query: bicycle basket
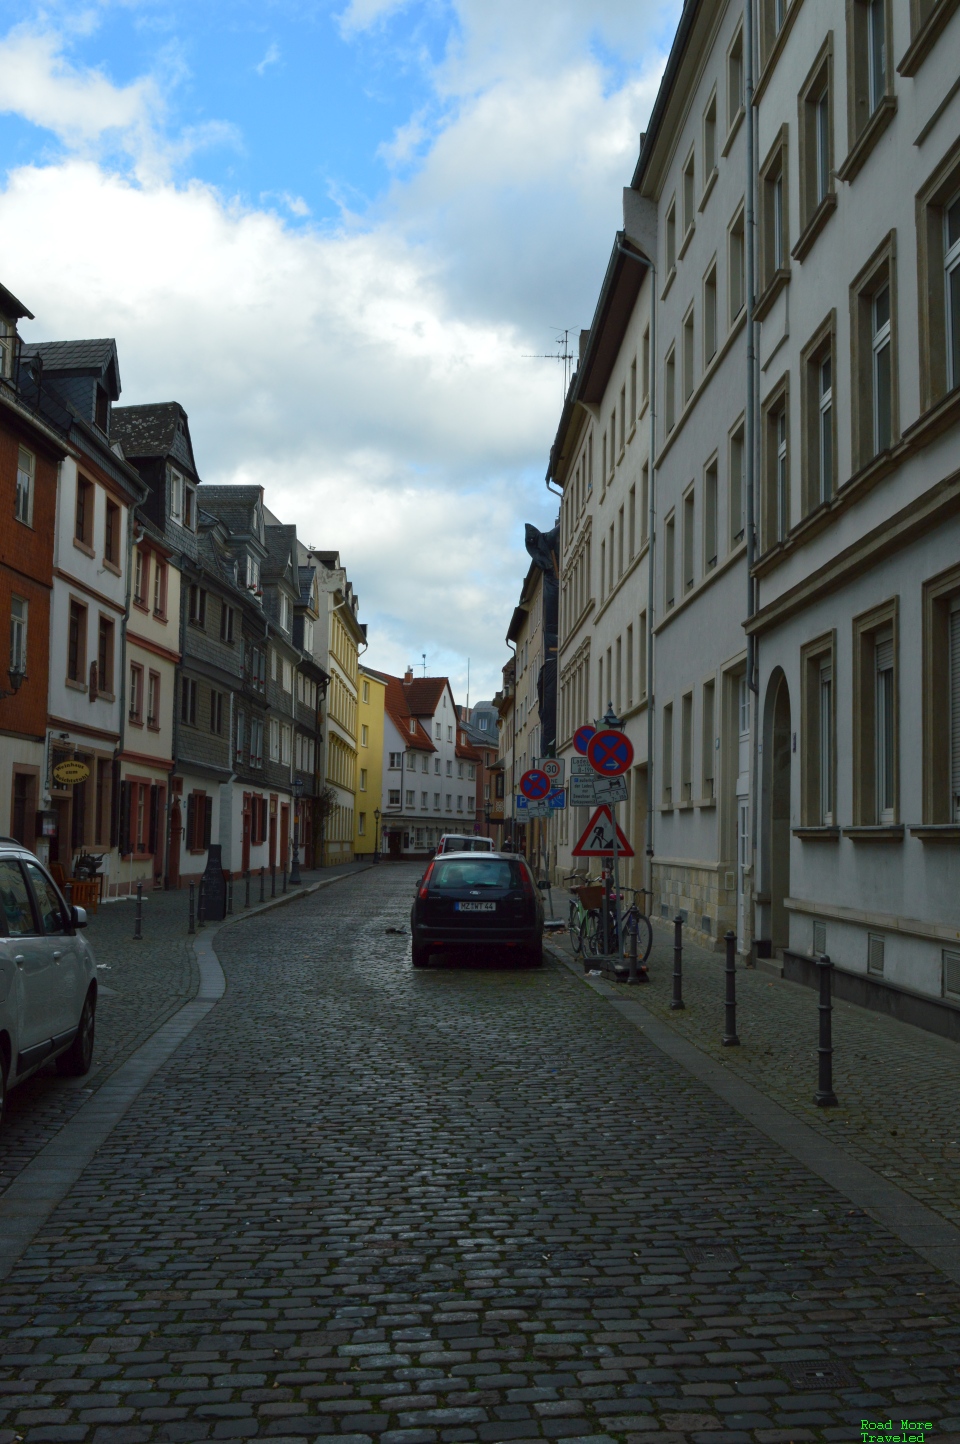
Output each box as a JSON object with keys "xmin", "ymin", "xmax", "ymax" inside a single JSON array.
[{"xmin": 575, "ymin": 884, "xmax": 604, "ymax": 910}]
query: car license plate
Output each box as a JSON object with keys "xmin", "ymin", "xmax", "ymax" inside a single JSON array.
[{"xmin": 456, "ymin": 901, "xmax": 496, "ymax": 912}]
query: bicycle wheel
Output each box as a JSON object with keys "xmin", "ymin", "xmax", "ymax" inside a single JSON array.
[
  {"xmin": 633, "ymin": 912, "xmax": 653, "ymax": 963},
  {"xmin": 582, "ymin": 910, "xmax": 603, "ymax": 957},
  {"xmin": 568, "ymin": 903, "xmax": 585, "ymax": 955}
]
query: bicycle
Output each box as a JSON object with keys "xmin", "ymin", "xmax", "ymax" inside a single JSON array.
[
  {"xmin": 580, "ymin": 883, "xmax": 654, "ymax": 968},
  {"xmin": 565, "ymin": 871, "xmax": 604, "ymax": 957}
]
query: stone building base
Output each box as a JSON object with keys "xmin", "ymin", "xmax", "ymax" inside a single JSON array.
[{"xmin": 651, "ymin": 859, "xmax": 738, "ymax": 952}]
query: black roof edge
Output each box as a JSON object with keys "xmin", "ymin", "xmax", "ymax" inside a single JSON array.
[
  {"xmin": 545, "ymin": 230, "xmax": 649, "ymax": 485},
  {"xmin": 630, "ymin": 0, "xmax": 701, "ymax": 192},
  {"xmin": 0, "ymin": 282, "xmax": 34, "ymax": 321}
]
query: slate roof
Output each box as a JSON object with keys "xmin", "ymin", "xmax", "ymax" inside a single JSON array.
[
  {"xmin": 297, "ymin": 565, "xmax": 316, "ymax": 606},
  {"xmin": 21, "ymin": 337, "xmax": 119, "ymax": 381},
  {"xmin": 110, "ymin": 403, "xmax": 182, "ymax": 458},
  {"xmin": 200, "ymin": 485, "xmax": 263, "ymax": 536}
]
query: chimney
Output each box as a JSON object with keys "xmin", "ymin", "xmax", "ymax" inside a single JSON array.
[{"xmin": 404, "ymin": 666, "xmax": 414, "ymax": 683}]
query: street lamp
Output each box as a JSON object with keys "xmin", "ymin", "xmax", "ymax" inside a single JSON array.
[
  {"xmin": 290, "ymin": 774, "xmax": 303, "ymax": 885},
  {"xmin": 373, "ymin": 807, "xmax": 381, "ymax": 864},
  {"xmin": 0, "ymin": 662, "xmax": 26, "ymax": 702}
]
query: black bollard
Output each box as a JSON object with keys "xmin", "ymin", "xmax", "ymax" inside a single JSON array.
[
  {"xmin": 271, "ymin": 865, "xmax": 276, "ymax": 898},
  {"xmin": 282, "ymin": 867, "xmax": 287, "ymax": 894},
  {"xmin": 188, "ymin": 882, "xmax": 195, "ymax": 935},
  {"xmin": 722, "ymin": 929, "xmax": 740, "ymax": 1045},
  {"xmin": 259, "ymin": 866, "xmax": 264, "ymax": 903},
  {"xmin": 133, "ymin": 881, "xmax": 143, "ymax": 941},
  {"xmin": 197, "ymin": 877, "xmax": 205, "ymax": 927},
  {"xmin": 815, "ymin": 955, "xmax": 838, "ymax": 1106},
  {"xmin": 227, "ymin": 876, "xmax": 234, "ymax": 914},
  {"xmin": 244, "ymin": 870, "xmax": 250, "ymax": 908},
  {"xmin": 671, "ymin": 913, "xmax": 685, "ymax": 1010}
]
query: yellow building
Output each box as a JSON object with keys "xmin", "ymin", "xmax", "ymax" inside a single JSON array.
[{"xmin": 354, "ymin": 665, "xmax": 386, "ymax": 858}]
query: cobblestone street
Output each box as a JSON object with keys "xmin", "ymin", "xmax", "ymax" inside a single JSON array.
[{"xmin": 3, "ymin": 864, "xmax": 960, "ymax": 1444}]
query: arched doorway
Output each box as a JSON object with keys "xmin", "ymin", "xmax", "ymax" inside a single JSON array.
[{"xmin": 762, "ymin": 669, "xmax": 792, "ymax": 954}]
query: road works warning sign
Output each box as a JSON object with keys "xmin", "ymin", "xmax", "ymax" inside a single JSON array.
[{"xmin": 571, "ymin": 804, "xmax": 634, "ymax": 857}]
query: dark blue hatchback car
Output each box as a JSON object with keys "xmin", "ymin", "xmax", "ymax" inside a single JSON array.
[{"xmin": 410, "ymin": 851, "xmax": 544, "ymax": 969}]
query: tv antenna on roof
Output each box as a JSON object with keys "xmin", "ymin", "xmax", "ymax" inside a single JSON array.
[
  {"xmin": 422, "ymin": 652, "xmax": 427, "ymax": 677},
  {"xmin": 523, "ymin": 328, "xmax": 576, "ymax": 401}
]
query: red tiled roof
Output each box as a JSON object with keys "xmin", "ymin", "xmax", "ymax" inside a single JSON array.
[
  {"xmin": 403, "ymin": 678, "xmax": 447, "ymax": 714},
  {"xmin": 382, "ymin": 673, "xmax": 435, "ymax": 752}
]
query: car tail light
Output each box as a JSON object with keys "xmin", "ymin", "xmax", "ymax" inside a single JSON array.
[
  {"xmin": 418, "ymin": 861, "xmax": 436, "ymax": 899},
  {"xmin": 519, "ymin": 866, "xmax": 534, "ymax": 900}
]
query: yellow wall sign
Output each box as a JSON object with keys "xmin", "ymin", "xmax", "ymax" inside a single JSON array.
[{"xmin": 53, "ymin": 760, "xmax": 90, "ymax": 786}]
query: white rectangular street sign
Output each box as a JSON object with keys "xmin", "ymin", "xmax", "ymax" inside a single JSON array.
[
  {"xmin": 570, "ymin": 756, "xmax": 593, "ymax": 776},
  {"xmin": 570, "ymin": 775, "xmax": 628, "ymax": 807},
  {"xmin": 533, "ymin": 757, "xmax": 566, "ymax": 784},
  {"xmin": 516, "ymin": 800, "xmax": 552, "ymax": 817}
]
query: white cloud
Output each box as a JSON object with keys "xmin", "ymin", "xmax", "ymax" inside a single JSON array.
[
  {"xmin": 0, "ymin": 1, "xmax": 679, "ymax": 696},
  {"xmin": 255, "ymin": 42, "xmax": 281, "ymax": 76}
]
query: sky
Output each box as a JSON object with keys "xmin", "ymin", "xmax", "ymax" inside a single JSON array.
[{"xmin": 0, "ymin": 0, "xmax": 680, "ymax": 703}]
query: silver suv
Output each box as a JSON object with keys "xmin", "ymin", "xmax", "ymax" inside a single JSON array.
[{"xmin": 0, "ymin": 839, "xmax": 98, "ymax": 1132}]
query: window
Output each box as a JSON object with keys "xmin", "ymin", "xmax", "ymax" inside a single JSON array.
[
  {"xmin": 280, "ymin": 592, "xmax": 291, "ymax": 629},
  {"xmin": 680, "ymin": 692, "xmax": 693, "ymax": 803},
  {"xmin": 389, "ymin": 751, "xmax": 402, "ymax": 770},
  {"xmin": 701, "ymin": 679, "xmax": 716, "ymax": 800},
  {"xmin": 98, "ymin": 616, "xmax": 114, "ymax": 695},
  {"xmin": 662, "ymin": 703, "xmax": 674, "ymax": 805},
  {"xmin": 447, "ymin": 725, "xmax": 453, "ymax": 742},
  {"xmin": 457, "ymin": 760, "xmax": 464, "ymax": 779},
  {"xmin": 421, "ymin": 755, "xmax": 429, "ymax": 773},
  {"xmin": 761, "ymin": 0, "xmax": 790, "ymax": 61},
  {"xmin": 75, "ymin": 476, "xmax": 94, "ymax": 547},
  {"xmin": 844, "ymin": 0, "xmax": 894, "ymax": 177},
  {"xmin": 664, "ymin": 512, "xmax": 676, "ymax": 609},
  {"xmin": 682, "ymin": 148, "xmax": 695, "ymax": 240},
  {"xmin": 220, "ymin": 604, "xmax": 235, "ymax": 643},
  {"xmin": 147, "ymin": 671, "xmax": 160, "ymax": 728},
  {"xmin": 388, "ymin": 789, "xmax": 400, "ymax": 807},
  {"xmin": 280, "ymin": 724, "xmax": 292, "ymax": 766},
  {"xmin": 269, "ymin": 716, "xmax": 280, "ymax": 761},
  {"xmin": 181, "ymin": 676, "xmax": 198, "ymax": 727},
  {"xmin": 250, "ymin": 717, "xmax": 264, "ymax": 768},
  {"xmin": 641, "ymin": 463, "xmax": 649, "ymax": 543},
  {"xmin": 188, "ymin": 584, "xmax": 206, "ymax": 628},
  {"xmin": 403, "ymin": 789, "xmax": 414, "ymax": 808},
  {"xmin": 129, "ymin": 662, "xmax": 144, "ymax": 723},
  {"xmin": 802, "ymin": 635, "xmax": 835, "ymax": 825},
  {"xmin": 0, "ymin": 319, "xmax": 12, "ymax": 380},
  {"xmin": 682, "ymin": 306, "xmax": 695, "ymax": 404},
  {"xmin": 446, "ymin": 760, "xmax": 452, "ymax": 777},
  {"xmin": 153, "ymin": 559, "xmax": 167, "ymax": 618},
  {"xmin": 921, "ymin": 569, "xmax": 960, "ymax": 822},
  {"xmin": 948, "ymin": 190, "xmax": 960, "ymax": 393},
  {"xmin": 168, "ymin": 467, "xmax": 183, "ymax": 522},
  {"xmin": 361, "ymin": 724, "xmax": 369, "ymax": 746},
  {"xmin": 704, "ymin": 459, "xmax": 718, "ymax": 570},
  {"xmin": 446, "ymin": 794, "xmax": 452, "ymax": 811},
  {"xmin": 851, "ymin": 238, "xmax": 897, "ymax": 468},
  {"xmin": 762, "ymin": 383, "xmax": 790, "ymax": 549},
  {"xmin": 628, "ymin": 485, "xmax": 636, "ymax": 562},
  {"xmin": 434, "ymin": 757, "xmax": 440, "ymax": 774},
  {"xmin": 642, "ymin": 327, "xmax": 650, "ymax": 406},
  {"xmin": 639, "ymin": 611, "xmax": 648, "ymax": 699},
  {"xmin": 727, "ymin": 24, "xmax": 744, "ymax": 135},
  {"xmin": 104, "ymin": 500, "xmax": 120, "ymax": 566},
  {"xmin": 184, "ymin": 485, "xmax": 196, "ymax": 531},
  {"xmin": 434, "ymin": 722, "xmax": 441, "ymax": 740},
  {"xmin": 95, "ymin": 385, "xmax": 108, "ymax": 432},
  {"xmin": 210, "ymin": 689, "xmax": 223, "ymax": 735},
  {"xmin": 853, "ymin": 602, "xmax": 898, "ymax": 826},
  {"xmin": 234, "ymin": 710, "xmax": 245, "ymax": 764},
  {"xmin": 626, "ymin": 624, "xmax": 634, "ymax": 709},
  {"xmin": 10, "ymin": 596, "xmax": 27, "ymax": 677},
  {"xmin": 362, "ymin": 679, "xmax": 370, "ymax": 703},
  {"xmin": 682, "ymin": 489, "xmax": 695, "ymax": 593},
  {"xmin": 15, "ymin": 447, "xmax": 34, "ymax": 525},
  {"xmin": 703, "ymin": 262, "xmax": 717, "ymax": 365},
  {"xmin": 665, "ymin": 197, "xmax": 677, "ymax": 275},
  {"xmin": 728, "ymin": 204, "xmax": 745, "ymax": 322},
  {"xmin": 665, "ymin": 346, "xmax": 676, "ymax": 433},
  {"xmin": 760, "ymin": 131, "xmax": 789, "ymax": 296},
  {"xmin": 731, "ymin": 426, "xmax": 745, "ymax": 545},
  {"xmin": 703, "ymin": 90, "xmax": 717, "ymax": 183},
  {"xmin": 67, "ymin": 600, "xmax": 86, "ymax": 683},
  {"xmin": 629, "ymin": 356, "xmax": 637, "ymax": 425},
  {"xmin": 797, "ymin": 41, "xmax": 835, "ymax": 251},
  {"xmin": 801, "ymin": 317, "xmax": 836, "ymax": 514},
  {"xmin": 134, "ymin": 550, "xmax": 145, "ymax": 605},
  {"xmin": 619, "ymin": 384, "xmax": 626, "ymax": 455}
]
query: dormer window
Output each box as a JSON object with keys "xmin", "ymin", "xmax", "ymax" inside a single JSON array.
[
  {"xmin": 302, "ymin": 617, "xmax": 314, "ymax": 652},
  {"xmin": 183, "ymin": 485, "xmax": 196, "ymax": 531},
  {"xmin": 168, "ymin": 467, "xmax": 183, "ymax": 523},
  {"xmin": 279, "ymin": 592, "xmax": 291, "ymax": 629},
  {"xmin": 95, "ymin": 384, "xmax": 108, "ymax": 431},
  {"xmin": 0, "ymin": 318, "xmax": 13, "ymax": 379},
  {"xmin": 246, "ymin": 555, "xmax": 260, "ymax": 592}
]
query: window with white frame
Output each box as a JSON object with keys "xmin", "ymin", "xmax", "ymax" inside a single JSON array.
[
  {"xmin": 280, "ymin": 723, "xmax": 292, "ymax": 765},
  {"xmin": 10, "ymin": 596, "xmax": 27, "ymax": 676},
  {"xmin": 269, "ymin": 718, "xmax": 280, "ymax": 760},
  {"xmin": 168, "ymin": 467, "xmax": 183, "ymax": 522},
  {"xmin": 405, "ymin": 790, "xmax": 415, "ymax": 807},
  {"xmin": 873, "ymin": 284, "xmax": 892, "ymax": 454},
  {"xmin": 421, "ymin": 790, "xmax": 428, "ymax": 808},
  {"xmin": 434, "ymin": 757, "xmax": 440, "ymax": 774},
  {"xmin": 389, "ymin": 751, "xmax": 402, "ymax": 768},
  {"xmin": 389, "ymin": 789, "xmax": 401, "ymax": 806},
  {"xmin": 946, "ymin": 192, "xmax": 960, "ymax": 391},
  {"xmin": 246, "ymin": 555, "xmax": 260, "ymax": 592},
  {"xmin": 303, "ymin": 617, "xmax": 314, "ymax": 652},
  {"xmin": 875, "ymin": 630, "xmax": 895, "ymax": 823},
  {"xmin": 777, "ymin": 409, "xmax": 788, "ymax": 538},
  {"xmin": 15, "ymin": 447, "xmax": 34, "ymax": 526},
  {"xmin": 819, "ymin": 657, "xmax": 834, "ymax": 825}
]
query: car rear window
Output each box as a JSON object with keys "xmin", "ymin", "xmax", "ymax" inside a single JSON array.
[{"xmin": 431, "ymin": 858, "xmax": 521, "ymax": 889}]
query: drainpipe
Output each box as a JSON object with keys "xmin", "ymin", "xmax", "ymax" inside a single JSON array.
[
  {"xmin": 745, "ymin": 0, "xmax": 760, "ymax": 954},
  {"xmin": 115, "ymin": 498, "xmax": 139, "ymax": 892},
  {"xmin": 507, "ymin": 639, "xmax": 517, "ymax": 849}
]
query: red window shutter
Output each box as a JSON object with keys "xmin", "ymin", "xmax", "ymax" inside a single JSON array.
[
  {"xmin": 187, "ymin": 793, "xmax": 197, "ymax": 851},
  {"xmin": 203, "ymin": 796, "xmax": 213, "ymax": 849}
]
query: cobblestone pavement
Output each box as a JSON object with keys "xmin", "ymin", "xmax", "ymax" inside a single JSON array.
[
  {"xmin": 0, "ymin": 865, "xmax": 365, "ymax": 1198},
  {"xmin": 2, "ymin": 863, "xmax": 960, "ymax": 1444},
  {"xmin": 550, "ymin": 894, "xmax": 960, "ymax": 1233}
]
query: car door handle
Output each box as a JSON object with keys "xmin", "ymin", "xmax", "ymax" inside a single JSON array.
[
  {"xmin": 53, "ymin": 951, "xmax": 62, "ymax": 961},
  {"xmin": 15, "ymin": 955, "xmax": 24, "ymax": 966}
]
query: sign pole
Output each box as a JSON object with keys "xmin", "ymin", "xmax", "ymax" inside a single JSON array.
[{"xmin": 612, "ymin": 801, "xmax": 623, "ymax": 969}]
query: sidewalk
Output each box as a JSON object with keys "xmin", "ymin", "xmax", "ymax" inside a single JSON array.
[{"xmin": 550, "ymin": 884, "xmax": 960, "ymax": 1232}]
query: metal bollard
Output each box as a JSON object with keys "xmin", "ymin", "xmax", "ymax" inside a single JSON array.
[
  {"xmin": 259, "ymin": 866, "xmax": 264, "ymax": 903},
  {"xmin": 188, "ymin": 882, "xmax": 195, "ymax": 935},
  {"xmin": 671, "ymin": 914, "xmax": 685, "ymax": 1010},
  {"xmin": 133, "ymin": 881, "xmax": 143, "ymax": 941},
  {"xmin": 815, "ymin": 955, "xmax": 838, "ymax": 1106},
  {"xmin": 722, "ymin": 929, "xmax": 740, "ymax": 1046},
  {"xmin": 282, "ymin": 867, "xmax": 287, "ymax": 894},
  {"xmin": 227, "ymin": 876, "xmax": 234, "ymax": 914},
  {"xmin": 197, "ymin": 877, "xmax": 205, "ymax": 927},
  {"xmin": 244, "ymin": 870, "xmax": 250, "ymax": 908},
  {"xmin": 626, "ymin": 917, "xmax": 640, "ymax": 985},
  {"xmin": 271, "ymin": 865, "xmax": 276, "ymax": 898}
]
